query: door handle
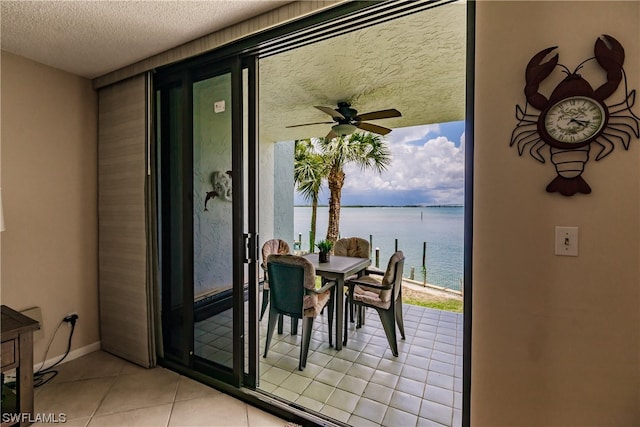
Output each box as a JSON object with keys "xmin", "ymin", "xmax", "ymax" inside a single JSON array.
[{"xmin": 244, "ymin": 233, "xmax": 257, "ymax": 264}]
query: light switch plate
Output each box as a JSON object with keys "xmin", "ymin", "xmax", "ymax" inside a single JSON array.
[
  {"xmin": 555, "ymin": 226, "xmax": 579, "ymax": 256},
  {"xmin": 214, "ymin": 100, "xmax": 225, "ymax": 113}
]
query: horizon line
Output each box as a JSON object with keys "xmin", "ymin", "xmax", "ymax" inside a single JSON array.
[{"xmin": 294, "ymin": 204, "xmax": 464, "ymax": 208}]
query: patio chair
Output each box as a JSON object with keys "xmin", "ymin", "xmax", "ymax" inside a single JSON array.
[
  {"xmin": 334, "ymin": 236, "xmax": 370, "ymax": 321},
  {"xmin": 263, "ymin": 254, "xmax": 333, "ymax": 370},
  {"xmin": 260, "ymin": 239, "xmax": 290, "ymax": 321},
  {"xmin": 344, "ymin": 250, "xmax": 406, "ymax": 356}
]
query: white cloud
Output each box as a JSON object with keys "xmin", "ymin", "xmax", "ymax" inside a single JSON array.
[
  {"xmin": 388, "ymin": 124, "xmax": 441, "ymax": 145},
  {"xmin": 342, "ymin": 128, "xmax": 465, "ymax": 204}
]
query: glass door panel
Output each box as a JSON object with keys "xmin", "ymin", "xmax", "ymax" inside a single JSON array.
[
  {"xmin": 192, "ymin": 73, "xmax": 235, "ymax": 369},
  {"xmin": 156, "ymin": 56, "xmax": 259, "ymax": 389}
]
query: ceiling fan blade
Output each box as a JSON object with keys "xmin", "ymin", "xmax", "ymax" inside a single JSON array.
[
  {"xmin": 356, "ymin": 109, "xmax": 402, "ymax": 121},
  {"xmin": 286, "ymin": 121, "xmax": 334, "ymax": 128},
  {"xmin": 356, "ymin": 122, "xmax": 393, "ymax": 135},
  {"xmin": 315, "ymin": 106, "xmax": 345, "ymax": 120},
  {"xmin": 325, "ymin": 130, "xmax": 339, "ymax": 140}
]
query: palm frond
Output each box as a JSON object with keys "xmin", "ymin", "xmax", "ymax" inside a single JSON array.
[
  {"xmin": 335, "ymin": 132, "xmax": 392, "ymax": 173},
  {"xmin": 294, "ymin": 139, "xmax": 327, "ymax": 201}
]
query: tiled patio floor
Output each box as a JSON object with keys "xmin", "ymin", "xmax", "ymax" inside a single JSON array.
[
  {"xmin": 195, "ymin": 302, "xmax": 464, "ymax": 426},
  {"xmin": 255, "ymin": 304, "xmax": 463, "ymax": 427}
]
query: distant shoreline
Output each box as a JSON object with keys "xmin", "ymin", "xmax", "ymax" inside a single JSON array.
[
  {"xmin": 294, "ymin": 204, "xmax": 464, "ymax": 208},
  {"xmin": 294, "ymin": 205, "xmax": 464, "ymax": 291}
]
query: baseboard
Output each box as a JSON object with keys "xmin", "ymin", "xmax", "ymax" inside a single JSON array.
[{"xmin": 34, "ymin": 341, "xmax": 101, "ymax": 371}]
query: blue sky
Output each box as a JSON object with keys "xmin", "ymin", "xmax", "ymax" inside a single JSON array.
[{"xmin": 294, "ymin": 120, "xmax": 465, "ymax": 206}]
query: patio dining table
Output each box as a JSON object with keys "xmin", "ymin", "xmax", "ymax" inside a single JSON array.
[{"xmin": 302, "ymin": 253, "xmax": 370, "ymax": 350}]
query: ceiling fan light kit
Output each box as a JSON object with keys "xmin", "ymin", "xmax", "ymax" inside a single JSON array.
[
  {"xmin": 286, "ymin": 101, "xmax": 402, "ymax": 139},
  {"xmin": 332, "ymin": 123, "xmax": 357, "ymax": 136}
]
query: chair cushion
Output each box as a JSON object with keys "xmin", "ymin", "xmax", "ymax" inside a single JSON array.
[
  {"xmin": 351, "ymin": 251, "xmax": 404, "ymax": 305},
  {"xmin": 349, "ymin": 269, "xmax": 384, "ymax": 303},
  {"xmin": 261, "ymin": 239, "xmax": 291, "ymax": 290},
  {"xmin": 262, "ymin": 239, "xmax": 290, "ymax": 261},
  {"xmin": 378, "ymin": 251, "xmax": 404, "ymax": 303},
  {"xmin": 353, "ymin": 282, "xmax": 390, "ymax": 310},
  {"xmin": 303, "ymin": 289, "xmax": 331, "ymax": 317},
  {"xmin": 353, "ymin": 274, "xmax": 384, "ymax": 290},
  {"xmin": 334, "ymin": 237, "xmax": 369, "ymax": 258}
]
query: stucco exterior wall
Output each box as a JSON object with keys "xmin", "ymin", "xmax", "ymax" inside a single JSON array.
[
  {"xmin": 273, "ymin": 140, "xmax": 295, "ymax": 246},
  {"xmin": 0, "ymin": 51, "xmax": 100, "ymax": 362},
  {"xmin": 258, "ymin": 138, "xmax": 275, "ymax": 255},
  {"xmin": 193, "ymin": 75, "xmax": 234, "ymax": 296},
  {"xmin": 472, "ymin": 1, "xmax": 639, "ymax": 425}
]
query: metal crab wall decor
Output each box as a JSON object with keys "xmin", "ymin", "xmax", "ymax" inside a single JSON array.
[{"xmin": 510, "ymin": 34, "xmax": 640, "ymax": 196}]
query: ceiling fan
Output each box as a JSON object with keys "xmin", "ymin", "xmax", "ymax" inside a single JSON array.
[{"xmin": 286, "ymin": 102, "xmax": 402, "ymax": 139}]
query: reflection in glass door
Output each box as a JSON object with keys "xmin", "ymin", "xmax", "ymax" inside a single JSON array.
[
  {"xmin": 192, "ymin": 73, "xmax": 235, "ymax": 368},
  {"xmin": 156, "ymin": 57, "xmax": 258, "ymax": 389}
]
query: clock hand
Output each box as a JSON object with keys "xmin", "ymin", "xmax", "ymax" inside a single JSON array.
[{"xmin": 569, "ymin": 118, "xmax": 590, "ymax": 127}]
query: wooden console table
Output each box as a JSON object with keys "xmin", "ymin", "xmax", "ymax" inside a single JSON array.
[{"xmin": 1, "ymin": 305, "xmax": 40, "ymax": 427}]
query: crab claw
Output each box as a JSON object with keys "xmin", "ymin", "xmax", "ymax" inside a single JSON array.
[
  {"xmin": 525, "ymin": 46, "xmax": 559, "ymax": 110},
  {"xmin": 594, "ymin": 34, "xmax": 625, "ymax": 100}
]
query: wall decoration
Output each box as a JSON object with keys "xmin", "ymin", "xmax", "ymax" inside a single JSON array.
[
  {"xmin": 204, "ymin": 170, "xmax": 232, "ymax": 210},
  {"xmin": 510, "ymin": 35, "xmax": 640, "ymax": 196}
]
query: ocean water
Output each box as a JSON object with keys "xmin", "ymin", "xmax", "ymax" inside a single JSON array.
[{"xmin": 294, "ymin": 206, "xmax": 464, "ymax": 291}]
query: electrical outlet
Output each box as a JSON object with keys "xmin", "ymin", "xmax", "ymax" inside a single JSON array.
[{"xmin": 63, "ymin": 312, "xmax": 79, "ymax": 325}]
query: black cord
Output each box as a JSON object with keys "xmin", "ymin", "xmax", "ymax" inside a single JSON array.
[
  {"xmin": 33, "ymin": 320, "xmax": 76, "ymax": 387},
  {"xmin": 35, "ymin": 320, "xmax": 64, "ymax": 374},
  {"xmin": 3, "ymin": 318, "xmax": 77, "ymax": 389},
  {"xmin": 38, "ymin": 320, "xmax": 75, "ymax": 373}
]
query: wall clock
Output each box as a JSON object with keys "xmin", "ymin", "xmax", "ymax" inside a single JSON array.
[
  {"xmin": 541, "ymin": 96, "xmax": 606, "ymax": 147},
  {"xmin": 510, "ymin": 34, "xmax": 640, "ymax": 196}
]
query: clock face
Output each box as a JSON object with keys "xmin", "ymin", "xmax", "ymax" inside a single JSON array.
[{"xmin": 541, "ymin": 96, "xmax": 606, "ymax": 147}]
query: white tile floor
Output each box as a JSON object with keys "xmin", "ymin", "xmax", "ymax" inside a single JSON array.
[
  {"xmin": 196, "ymin": 303, "xmax": 463, "ymax": 427},
  {"xmin": 31, "ymin": 351, "xmax": 289, "ymax": 427}
]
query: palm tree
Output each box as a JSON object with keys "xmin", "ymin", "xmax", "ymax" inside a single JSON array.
[
  {"xmin": 317, "ymin": 132, "xmax": 391, "ymax": 243},
  {"xmin": 294, "ymin": 139, "xmax": 327, "ymax": 252}
]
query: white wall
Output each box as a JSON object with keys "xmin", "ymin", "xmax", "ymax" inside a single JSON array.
[
  {"xmin": 472, "ymin": 2, "xmax": 639, "ymax": 425},
  {"xmin": 1, "ymin": 51, "xmax": 100, "ymax": 363}
]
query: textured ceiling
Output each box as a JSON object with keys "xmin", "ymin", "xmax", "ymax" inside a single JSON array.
[
  {"xmin": 1, "ymin": 1, "xmax": 466, "ymax": 140},
  {"xmin": 260, "ymin": 2, "xmax": 466, "ymax": 142},
  {"xmin": 0, "ymin": 0, "xmax": 291, "ymax": 78}
]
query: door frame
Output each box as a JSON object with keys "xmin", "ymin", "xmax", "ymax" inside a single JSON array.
[
  {"xmin": 155, "ymin": 55, "xmax": 259, "ymax": 388},
  {"xmin": 153, "ymin": 1, "xmax": 474, "ymax": 425}
]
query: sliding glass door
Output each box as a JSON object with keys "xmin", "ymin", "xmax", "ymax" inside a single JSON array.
[{"xmin": 156, "ymin": 56, "xmax": 259, "ymax": 387}]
